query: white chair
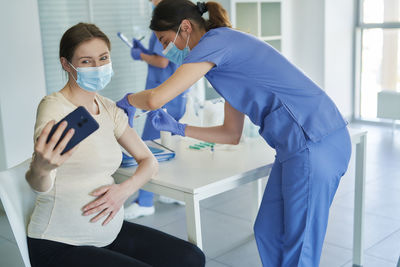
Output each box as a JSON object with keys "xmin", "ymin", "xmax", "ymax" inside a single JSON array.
[{"xmin": 0, "ymin": 159, "xmax": 34, "ymax": 267}]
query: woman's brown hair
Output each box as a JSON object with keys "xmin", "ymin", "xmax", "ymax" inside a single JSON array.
[
  {"xmin": 150, "ymin": 0, "xmax": 231, "ymax": 33},
  {"xmin": 59, "ymin": 22, "xmax": 111, "ymax": 62}
]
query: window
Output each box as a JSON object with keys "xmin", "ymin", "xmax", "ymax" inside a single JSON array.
[{"xmin": 355, "ymin": 0, "xmax": 400, "ymax": 121}]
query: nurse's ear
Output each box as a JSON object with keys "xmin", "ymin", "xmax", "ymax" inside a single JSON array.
[{"xmin": 180, "ymin": 19, "xmax": 193, "ymax": 35}]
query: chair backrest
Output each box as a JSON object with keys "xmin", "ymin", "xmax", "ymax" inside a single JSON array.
[{"xmin": 0, "ymin": 159, "xmax": 34, "ymax": 267}]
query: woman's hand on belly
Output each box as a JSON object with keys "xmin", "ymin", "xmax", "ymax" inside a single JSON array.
[{"xmin": 82, "ymin": 183, "xmax": 132, "ymax": 226}]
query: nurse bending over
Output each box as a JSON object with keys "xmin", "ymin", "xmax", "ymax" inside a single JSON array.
[
  {"xmin": 119, "ymin": 1, "xmax": 352, "ymax": 266},
  {"xmin": 25, "ymin": 22, "xmax": 205, "ymax": 267}
]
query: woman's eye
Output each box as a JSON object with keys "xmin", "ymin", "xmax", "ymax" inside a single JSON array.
[
  {"xmin": 100, "ymin": 55, "xmax": 108, "ymax": 61},
  {"xmin": 81, "ymin": 60, "xmax": 90, "ymax": 64}
]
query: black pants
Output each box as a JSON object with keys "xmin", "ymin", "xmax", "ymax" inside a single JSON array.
[{"xmin": 28, "ymin": 221, "xmax": 205, "ymax": 267}]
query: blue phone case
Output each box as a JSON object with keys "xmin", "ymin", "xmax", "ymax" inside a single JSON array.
[{"xmin": 46, "ymin": 106, "xmax": 99, "ymax": 154}]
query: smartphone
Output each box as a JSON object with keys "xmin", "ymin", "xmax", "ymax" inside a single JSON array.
[
  {"xmin": 117, "ymin": 32, "xmax": 133, "ymax": 48},
  {"xmin": 46, "ymin": 106, "xmax": 99, "ymax": 155}
]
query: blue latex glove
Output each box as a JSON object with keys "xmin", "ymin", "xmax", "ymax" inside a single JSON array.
[
  {"xmin": 133, "ymin": 38, "xmax": 150, "ymax": 54},
  {"xmin": 116, "ymin": 93, "xmax": 136, "ymax": 128},
  {"xmin": 130, "ymin": 48, "xmax": 142, "ymax": 60},
  {"xmin": 130, "ymin": 38, "xmax": 150, "ymax": 60},
  {"xmin": 149, "ymin": 109, "xmax": 187, "ymax": 136}
]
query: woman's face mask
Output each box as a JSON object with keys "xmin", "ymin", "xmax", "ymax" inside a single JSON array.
[
  {"xmin": 162, "ymin": 24, "xmax": 190, "ymax": 66},
  {"xmin": 69, "ymin": 62, "xmax": 114, "ymax": 92}
]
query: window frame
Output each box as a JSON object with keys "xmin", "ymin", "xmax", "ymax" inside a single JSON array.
[{"xmin": 353, "ymin": 0, "xmax": 400, "ymax": 124}]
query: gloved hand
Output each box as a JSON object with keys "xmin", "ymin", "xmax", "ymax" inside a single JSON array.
[
  {"xmin": 116, "ymin": 93, "xmax": 136, "ymax": 128},
  {"xmin": 130, "ymin": 48, "xmax": 143, "ymax": 60},
  {"xmin": 133, "ymin": 39, "xmax": 150, "ymax": 54},
  {"xmin": 130, "ymin": 38, "xmax": 150, "ymax": 61},
  {"xmin": 149, "ymin": 109, "xmax": 187, "ymax": 136}
]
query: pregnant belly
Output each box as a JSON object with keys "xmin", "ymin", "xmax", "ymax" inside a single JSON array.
[{"xmin": 30, "ymin": 176, "xmax": 124, "ymax": 247}]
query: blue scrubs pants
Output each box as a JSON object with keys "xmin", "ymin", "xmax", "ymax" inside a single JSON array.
[
  {"xmin": 254, "ymin": 127, "xmax": 351, "ymax": 267},
  {"xmin": 136, "ymin": 189, "xmax": 154, "ymax": 207}
]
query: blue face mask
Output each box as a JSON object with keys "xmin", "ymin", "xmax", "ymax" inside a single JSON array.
[
  {"xmin": 162, "ymin": 24, "xmax": 190, "ymax": 66},
  {"xmin": 69, "ymin": 62, "xmax": 114, "ymax": 92}
]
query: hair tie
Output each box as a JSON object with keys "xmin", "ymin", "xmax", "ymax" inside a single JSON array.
[{"xmin": 197, "ymin": 2, "xmax": 208, "ymax": 15}]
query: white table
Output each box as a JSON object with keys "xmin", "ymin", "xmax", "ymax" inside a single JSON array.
[{"xmin": 114, "ymin": 127, "xmax": 367, "ymax": 267}]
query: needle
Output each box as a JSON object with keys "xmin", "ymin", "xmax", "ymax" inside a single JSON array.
[{"xmin": 134, "ymin": 110, "xmax": 151, "ymax": 119}]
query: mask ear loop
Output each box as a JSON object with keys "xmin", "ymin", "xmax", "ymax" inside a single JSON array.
[
  {"xmin": 185, "ymin": 33, "xmax": 190, "ymax": 48},
  {"xmin": 68, "ymin": 62, "xmax": 77, "ymax": 71},
  {"xmin": 173, "ymin": 24, "xmax": 182, "ymax": 44},
  {"xmin": 68, "ymin": 62, "xmax": 79, "ymax": 83},
  {"xmin": 174, "ymin": 23, "xmax": 190, "ymax": 48}
]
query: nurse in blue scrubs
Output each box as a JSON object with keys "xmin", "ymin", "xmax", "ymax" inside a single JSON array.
[
  {"xmin": 120, "ymin": 0, "xmax": 351, "ymax": 266},
  {"xmin": 118, "ymin": 0, "xmax": 187, "ymax": 220}
]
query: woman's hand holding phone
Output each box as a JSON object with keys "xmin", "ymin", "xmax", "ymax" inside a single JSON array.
[{"xmin": 31, "ymin": 120, "xmax": 77, "ymax": 176}]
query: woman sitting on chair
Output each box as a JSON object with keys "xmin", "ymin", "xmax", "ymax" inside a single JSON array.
[{"xmin": 25, "ymin": 22, "xmax": 205, "ymax": 267}]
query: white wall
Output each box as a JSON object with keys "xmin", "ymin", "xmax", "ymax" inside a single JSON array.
[
  {"xmin": 0, "ymin": 0, "xmax": 46, "ymax": 170},
  {"xmin": 282, "ymin": 0, "xmax": 354, "ymax": 119},
  {"xmin": 282, "ymin": 0, "xmax": 325, "ymax": 87},
  {"xmin": 324, "ymin": 0, "xmax": 355, "ymax": 118}
]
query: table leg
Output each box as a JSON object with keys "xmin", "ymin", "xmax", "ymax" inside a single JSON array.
[
  {"xmin": 353, "ymin": 135, "xmax": 367, "ymax": 267},
  {"xmin": 184, "ymin": 193, "xmax": 203, "ymax": 249},
  {"xmin": 256, "ymin": 179, "xmax": 263, "ymax": 207},
  {"xmin": 251, "ymin": 179, "xmax": 263, "ymax": 221}
]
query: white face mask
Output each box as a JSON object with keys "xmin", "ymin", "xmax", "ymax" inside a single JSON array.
[
  {"xmin": 162, "ymin": 24, "xmax": 190, "ymax": 65},
  {"xmin": 69, "ymin": 62, "xmax": 114, "ymax": 92}
]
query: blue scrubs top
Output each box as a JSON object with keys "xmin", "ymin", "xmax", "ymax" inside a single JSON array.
[
  {"xmin": 145, "ymin": 32, "xmax": 178, "ymax": 89},
  {"xmin": 184, "ymin": 27, "xmax": 347, "ymax": 162},
  {"xmin": 142, "ymin": 32, "xmax": 188, "ymax": 140}
]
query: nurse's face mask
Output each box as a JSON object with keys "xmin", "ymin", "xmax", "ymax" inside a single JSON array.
[
  {"xmin": 69, "ymin": 62, "xmax": 114, "ymax": 92},
  {"xmin": 162, "ymin": 24, "xmax": 190, "ymax": 65}
]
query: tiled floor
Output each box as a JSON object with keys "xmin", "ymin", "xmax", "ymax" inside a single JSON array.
[{"xmin": 1, "ymin": 123, "xmax": 399, "ymax": 266}]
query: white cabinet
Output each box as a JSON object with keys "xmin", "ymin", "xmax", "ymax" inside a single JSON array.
[{"xmin": 231, "ymin": 0, "xmax": 282, "ymax": 51}]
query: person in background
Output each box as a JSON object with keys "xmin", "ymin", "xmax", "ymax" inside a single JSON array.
[
  {"xmin": 25, "ymin": 22, "xmax": 205, "ymax": 267},
  {"xmin": 117, "ymin": 0, "xmax": 187, "ymax": 220},
  {"xmin": 122, "ymin": 1, "xmax": 352, "ymax": 266}
]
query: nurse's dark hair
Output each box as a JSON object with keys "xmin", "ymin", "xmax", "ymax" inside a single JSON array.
[
  {"xmin": 150, "ymin": 0, "xmax": 231, "ymax": 32},
  {"xmin": 59, "ymin": 22, "xmax": 111, "ymax": 62}
]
